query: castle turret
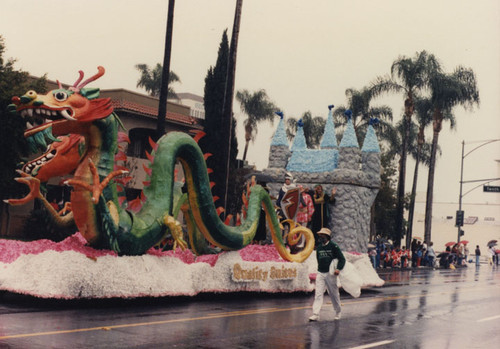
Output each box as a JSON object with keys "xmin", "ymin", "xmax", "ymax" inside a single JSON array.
[
  {"xmin": 320, "ymin": 105, "xmax": 338, "ymax": 149},
  {"xmin": 290, "ymin": 119, "xmax": 307, "ymax": 152},
  {"xmin": 268, "ymin": 112, "xmax": 291, "ymax": 169},
  {"xmin": 361, "ymin": 120, "xmax": 381, "ymax": 187},
  {"xmin": 338, "ymin": 111, "xmax": 361, "ymax": 171}
]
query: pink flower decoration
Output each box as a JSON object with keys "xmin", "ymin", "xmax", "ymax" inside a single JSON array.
[{"xmin": 239, "ymin": 244, "xmax": 285, "ymax": 262}]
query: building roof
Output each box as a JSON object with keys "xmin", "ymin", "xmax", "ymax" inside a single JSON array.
[
  {"xmin": 110, "ymin": 98, "xmax": 201, "ymax": 126},
  {"xmin": 174, "ymin": 92, "xmax": 204, "ymax": 103}
]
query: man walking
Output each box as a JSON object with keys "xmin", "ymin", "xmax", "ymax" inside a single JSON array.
[{"xmin": 309, "ymin": 228, "xmax": 345, "ymax": 321}]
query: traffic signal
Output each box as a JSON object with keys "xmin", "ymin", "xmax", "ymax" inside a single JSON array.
[
  {"xmin": 456, "ymin": 210, "xmax": 464, "ymax": 227},
  {"xmin": 460, "ymin": 229, "xmax": 465, "ymax": 236}
]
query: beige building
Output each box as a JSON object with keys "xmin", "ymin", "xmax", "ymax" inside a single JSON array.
[{"xmin": 170, "ymin": 92, "xmax": 205, "ymax": 120}]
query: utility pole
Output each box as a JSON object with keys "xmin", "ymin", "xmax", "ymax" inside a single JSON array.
[
  {"xmin": 222, "ymin": 0, "xmax": 243, "ymax": 217},
  {"xmin": 457, "ymin": 141, "xmax": 465, "ymax": 243},
  {"xmin": 457, "ymin": 139, "xmax": 500, "ymax": 243},
  {"xmin": 157, "ymin": 0, "xmax": 175, "ymax": 138}
]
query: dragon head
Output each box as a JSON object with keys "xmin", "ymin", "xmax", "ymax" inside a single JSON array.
[
  {"xmin": 21, "ymin": 134, "xmax": 85, "ymax": 182},
  {"xmin": 8, "ymin": 66, "xmax": 113, "ymax": 153}
]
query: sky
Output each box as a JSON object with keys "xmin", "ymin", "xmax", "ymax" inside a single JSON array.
[{"xmin": 1, "ymin": 0, "xmax": 499, "ymax": 206}]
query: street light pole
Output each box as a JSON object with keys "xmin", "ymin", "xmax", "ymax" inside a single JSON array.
[
  {"xmin": 457, "ymin": 139, "xmax": 500, "ymax": 243},
  {"xmin": 457, "ymin": 141, "xmax": 465, "ymax": 243}
]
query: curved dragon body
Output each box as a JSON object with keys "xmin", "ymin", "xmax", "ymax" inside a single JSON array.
[{"xmin": 7, "ymin": 67, "xmax": 314, "ymax": 262}]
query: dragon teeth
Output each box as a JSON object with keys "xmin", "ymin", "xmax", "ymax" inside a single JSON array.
[{"xmin": 60, "ymin": 109, "xmax": 76, "ymax": 121}]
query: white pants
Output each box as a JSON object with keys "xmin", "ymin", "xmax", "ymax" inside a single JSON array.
[{"xmin": 312, "ymin": 272, "xmax": 341, "ymax": 316}]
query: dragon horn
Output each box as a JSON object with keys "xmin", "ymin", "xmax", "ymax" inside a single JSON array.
[
  {"xmin": 56, "ymin": 80, "xmax": 63, "ymax": 89},
  {"xmin": 72, "ymin": 71, "xmax": 85, "ymax": 88},
  {"xmin": 77, "ymin": 66, "xmax": 105, "ymax": 89}
]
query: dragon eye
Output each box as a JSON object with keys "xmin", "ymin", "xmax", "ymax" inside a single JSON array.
[{"xmin": 53, "ymin": 91, "xmax": 68, "ymax": 102}]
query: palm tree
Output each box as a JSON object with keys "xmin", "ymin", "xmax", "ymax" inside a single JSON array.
[
  {"xmin": 405, "ymin": 97, "xmax": 436, "ymax": 247},
  {"xmin": 334, "ymin": 86, "xmax": 393, "ymax": 144},
  {"xmin": 382, "ymin": 115, "xmax": 437, "ymax": 247},
  {"xmin": 424, "ymin": 66, "xmax": 480, "ymax": 242},
  {"xmin": 371, "ymin": 51, "xmax": 440, "ymax": 243},
  {"xmin": 135, "ymin": 63, "xmax": 180, "ymax": 99},
  {"xmin": 285, "ymin": 111, "xmax": 326, "ymax": 148},
  {"xmin": 235, "ymin": 89, "xmax": 278, "ymax": 161}
]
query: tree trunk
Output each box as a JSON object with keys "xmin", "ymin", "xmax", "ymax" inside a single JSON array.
[
  {"xmin": 157, "ymin": 0, "xmax": 176, "ymax": 138},
  {"xmin": 395, "ymin": 101, "xmax": 412, "ymax": 244},
  {"xmin": 406, "ymin": 146, "xmax": 421, "ymax": 249},
  {"xmin": 406, "ymin": 127, "xmax": 425, "ymax": 248},
  {"xmin": 424, "ymin": 113, "xmax": 442, "ymax": 242},
  {"xmin": 242, "ymin": 139, "xmax": 250, "ymax": 162}
]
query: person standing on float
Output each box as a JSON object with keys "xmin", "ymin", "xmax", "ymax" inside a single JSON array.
[
  {"xmin": 310, "ymin": 185, "xmax": 337, "ymax": 234},
  {"xmin": 309, "ymin": 228, "xmax": 345, "ymax": 321}
]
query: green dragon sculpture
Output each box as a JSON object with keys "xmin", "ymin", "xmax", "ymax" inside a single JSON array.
[{"xmin": 6, "ymin": 67, "xmax": 314, "ymax": 262}]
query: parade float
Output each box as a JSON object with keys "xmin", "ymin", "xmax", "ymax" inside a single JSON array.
[{"xmin": 0, "ymin": 67, "xmax": 383, "ymax": 299}]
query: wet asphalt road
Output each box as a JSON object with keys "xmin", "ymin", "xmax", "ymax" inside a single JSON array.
[{"xmin": 1, "ymin": 265, "xmax": 499, "ymax": 349}]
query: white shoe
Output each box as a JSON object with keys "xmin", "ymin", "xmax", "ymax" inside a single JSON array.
[
  {"xmin": 309, "ymin": 314, "xmax": 319, "ymax": 321},
  {"xmin": 334, "ymin": 312, "xmax": 341, "ymax": 320}
]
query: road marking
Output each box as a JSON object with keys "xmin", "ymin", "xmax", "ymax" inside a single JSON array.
[
  {"xmin": 209, "ymin": 307, "xmax": 279, "ymax": 316},
  {"xmin": 0, "ymin": 285, "xmax": 492, "ymax": 340},
  {"xmin": 0, "ymin": 307, "xmax": 305, "ymax": 340},
  {"xmin": 477, "ymin": 314, "xmax": 500, "ymax": 322},
  {"xmin": 348, "ymin": 340, "xmax": 395, "ymax": 349}
]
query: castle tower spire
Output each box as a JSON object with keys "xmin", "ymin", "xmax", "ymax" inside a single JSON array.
[
  {"xmin": 361, "ymin": 118, "xmax": 381, "ymax": 153},
  {"xmin": 268, "ymin": 111, "xmax": 291, "ymax": 168},
  {"xmin": 320, "ymin": 105, "xmax": 337, "ymax": 149},
  {"xmin": 338, "ymin": 110, "xmax": 360, "ymax": 170},
  {"xmin": 362, "ymin": 119, "xmax": 381, "ymax": 186},
  {"xmin": 291, "ymin": 119, "xmax": 307, "ymax": 151},
  {"xmin": 339, "ymin": 110, "xmax": 359, "ymax": 148},
  {"xmin": 270, "ymin": 112, "xmax": 288, "ymax": 147}
]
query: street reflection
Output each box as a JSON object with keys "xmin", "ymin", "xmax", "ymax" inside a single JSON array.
[
  {"xmin": 377, "ymin": 270, "xmax": 411, "ymax": 284},
  {"xmin": 308, "ymin": 321, "xmax": 339, "ymax": 349}
]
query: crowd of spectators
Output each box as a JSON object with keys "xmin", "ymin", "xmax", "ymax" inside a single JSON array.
[{"xmin": 370, "ymin": 238, "xmax": 473, "ymax": 269}]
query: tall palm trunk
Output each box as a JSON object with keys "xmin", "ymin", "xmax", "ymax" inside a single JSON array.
[
  {"xmin": 395, "ymin": 97, "xmax": 413, "ymax": 244},
  {"xmin": 242, "ymin": 123, "xmax": 252, "ymax": 162},
  {"xmin": 406, "ymin": 130, "xmax": 423, "ymax": 248},
  {"xmin": 424, "ymin": 111, "xmax": 442, "ymax": 242}
]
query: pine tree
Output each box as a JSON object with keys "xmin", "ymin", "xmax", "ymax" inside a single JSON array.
[{"xmin": 201, "ymin": 30, "xmax": 238, "ymax": 212}]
